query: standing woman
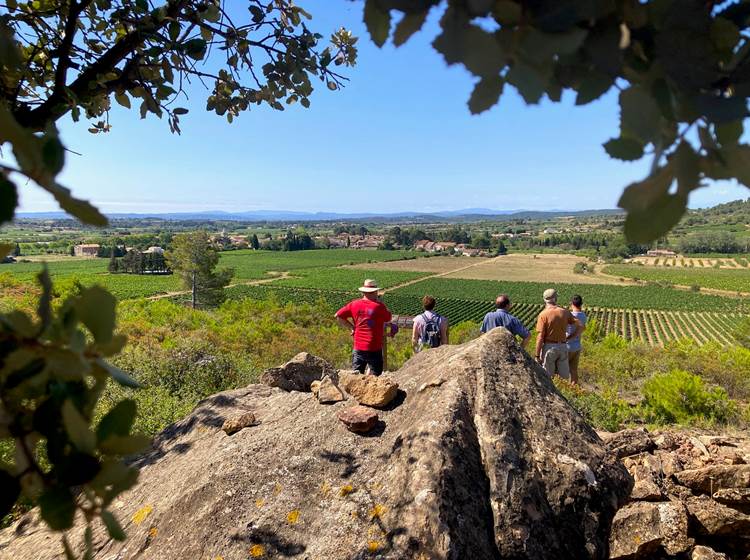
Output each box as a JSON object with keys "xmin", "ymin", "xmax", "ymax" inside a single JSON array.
[{"xmin": 567, "ymin": 294, "xmax": 587, "ymax": 384}]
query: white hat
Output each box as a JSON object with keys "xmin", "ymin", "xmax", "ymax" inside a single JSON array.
[
  {"xmin": 358, "ymin": 279, "xmax": 380, "ymax": 293},
  {"xmin": 543, "ymin": 288, "xmax": 558, "ymax": 301}
]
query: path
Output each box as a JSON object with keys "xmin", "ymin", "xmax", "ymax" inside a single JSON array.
[
  {"xmin": 381, "ymin": 255, "xmax": 504, "ymax": 293},
  {"xmin": 146, "ymin": 272, "xmax": 291, "ymax": 301}
]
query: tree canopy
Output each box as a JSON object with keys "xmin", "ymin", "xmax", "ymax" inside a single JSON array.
[
  {"xmin": 0, "ymin": 0, "xmax": 357, "ymax": 234},
  {"xmin": 363, "ymin": 0, "xmax": 750, "ymax": 242}
]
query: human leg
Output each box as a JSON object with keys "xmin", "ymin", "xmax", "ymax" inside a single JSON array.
[
  {"xmin": 351, "ymin": 350, "xmax": 368, "ymax": 373},
  {"xmin": 568, "ymin": 350, "xmax": 581, "ymax": 383}
]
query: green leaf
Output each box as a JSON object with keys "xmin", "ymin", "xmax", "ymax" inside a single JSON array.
[
  {"xmin": 96, "ymin": 399, "xmax": 137, "ymax": 443},
  {"xmin": 433, "ymin": 15, "xmax": 507, "ymax": 77},
  {"xmin": 75, "ymin": 286, "xmax": 116, "ymax": 344},
  {"xmin": 168, "ymin": 20, "xmax": 180, "ymax": 42},
  {"xmin": 520, "ymin": 28, "xmax": 588, "ymax": 63},
  {"xmin": 99, "ymin": 434, "xmax": 151, "ymax": 456},
  {"xmin": 115, "ymin": 92, "xmax": 131, "ymax": 109},
  {"xmin": 183, "ymin": 38, "xmax": 207, "ymax": 61},
  {"xmin": 493, "ymin": 0, "xmax": 522, "ymax": 25},
  {"xmin": 618, "ymin": 163, "xmax": 687, "ymax": 243},
  {"xmin": 39, "ymin": 182, "xmax": 107, "ymax": 226},
  {"xmin": 716, "ymin": 120, "xmax": 743, "ymax": 147},
  {"xmin": 468, "ymin": 76, "xmax": 504, "ymax": 115},
  {"xmin": 36, "ymin": 266, "xmax": 52, "ymax": 332},
  {"xmin": 364, "ymin": 0, "xmax": 391, "ymax": 48},
  {"xmin": 203, "ymin": 3, "xmax": 220, "ymax": 23},
  {"xmin": 62, "ymin": 399, "xmax": 96, "ymax": 453},
  {"xmin": 39, "ymin": 486, "xmax": 76, "ymax": 531},
  {"xmin": 173, "ymin": 108, "xmax": 189, "ymax": 115},
  {"xmin": 672, "ymin": 141, "xmax": 701, "ymax": 194},
  {"xmin": 711, "ymin": 17, "xmax": 740, "ymax": 52},
  {"xmin": 0, "ymin": 243, "xmax": 12, "ymax": 259},
  {"xmin": 722, "ymin": 144, "xmax": 750, "ymax": 188},
  {"xmin": 0, "ymin": 469, "xmax": 20, "ymax": 519},
  {"xmin": 101, "ymin": 510, "xmax": 126, "ymax": 541},
  {"xmin": 0, "ymin": 175, "xmax": 18, "ymax": 224},
  {"xmin": 620, "ymin": 86, "xmax": 661, "ymax": 143},
  {"xmin": 96, "ymin": 359, "xmax": 141, "ymax": 388},
  {"xmin": 506, "ymin": 62, "xmax": 547, "ymax": 104},
  {"xmin": 603, "ymin": 137, "xmax": 644, "ymax": 161},
  {"xmin": 575, "ymin": 73, "xmax": 613, "ymax": 105},
  {"xmin": 41, "ymin": 136, "xmax": 65, "ymax": 176},
  {"xmin": 393, "ymin": 11, "xmax": 428, "ymax": 47}
]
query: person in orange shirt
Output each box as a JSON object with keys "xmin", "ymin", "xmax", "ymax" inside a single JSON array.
[{"xmin": 535, "ymin": 289, "xmax": 583, "ymax": 380}]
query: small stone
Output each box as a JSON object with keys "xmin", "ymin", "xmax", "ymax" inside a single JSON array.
[
  {"xmin": 685, "ymin": 495, "xmax": 750, "ymax": 536},
  {"xmin": 606, "ymin": 428, "xmax": 655, "ymax": 459},
  {"xmin": 609, "ymin": 501, "xmax": 692, "ymax": 559},
  {"xmin": 340, "ymin": 372, "xmax": 399, "ymax": 408},
  {"xmin": 630, "ymin": 479, "xmax": 662, "ymax": 501},
  {"xmin": 654, "ymin": 433, "xmax": 677, "ymax": 450},
  {"xmin": 713, "ymin": 487, "xmax": 750, "ymax": 505},
  {"xmin": 316, "ymin": 375, "xmax": 345, "ymax": 404},
  {"xmin": 337, "ymin": 406, "xmax": 378, "ymax": 433},
  {"xmin": 222, "ymin": 412, "xmax": 256, "ymax": 435},
  {"xmin": 675, "ymin": 465, "xmax": 750, "ymax": 494},
  {"xmin": 310, "ymin": 380, "xmax": 321, "ymax": 396},
  {"xmin": 691, "ymin": 545, "xmax": 728, "ymax": 560}
]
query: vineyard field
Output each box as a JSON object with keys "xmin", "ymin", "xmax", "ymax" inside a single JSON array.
[
  {"xmin": 220, "ymin": 285, "xmax": 743, "ymax": 347},
  {"xmin": 389, "ymin": 278, "xmax": 748, "ymax": 312},
  {"xmin": 275, "ymin": 267, "xmax": 429, "ymax": 290},
  {"xmin": 603, "ymin": 264, "xmax": 750, "ymax": 293}
]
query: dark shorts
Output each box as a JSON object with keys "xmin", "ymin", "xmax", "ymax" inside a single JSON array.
[{"xmin": 352, "ymin": 349, "xmax": 384, "ymax": 375}]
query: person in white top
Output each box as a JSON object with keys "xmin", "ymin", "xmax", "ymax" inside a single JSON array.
[{"xmin": 412, "ymin": 295, "xmax": 449, "ymax": 352}]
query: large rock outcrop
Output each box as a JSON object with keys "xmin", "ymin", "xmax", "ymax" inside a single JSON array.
[{"xmin": 0, "ymin": 329, "xmax": 631, "ymax": 560}]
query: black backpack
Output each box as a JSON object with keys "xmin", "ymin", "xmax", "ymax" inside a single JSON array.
[{"xmin": 420, "ymin": 313, "xmax": 442, "ymax": 349}]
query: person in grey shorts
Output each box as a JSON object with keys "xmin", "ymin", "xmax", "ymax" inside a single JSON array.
[{"xmin": 534, "ymin": 289, "xmax": 583, "ymax": 379}]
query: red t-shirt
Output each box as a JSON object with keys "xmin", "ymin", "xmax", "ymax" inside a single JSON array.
[{"xmin": 336, "ymin": 298, "xmax": 392, "ymax": 352}]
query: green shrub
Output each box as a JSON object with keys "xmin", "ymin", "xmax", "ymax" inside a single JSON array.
[
  {"xmin": 555, "ymin": 379, "xmax": 636, "ymax": 432},
  {"xmin": 642, "ymin": 369, "xmax": 736, "ymax": 425}
]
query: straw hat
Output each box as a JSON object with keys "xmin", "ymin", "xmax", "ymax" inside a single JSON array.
[
  {"xmin": 543, "ymin": 288, "xmax": 557, "ymax": 302},
  {"xmin": 358, "ymin": 279, "xmax": 380, "ymax": 293}
]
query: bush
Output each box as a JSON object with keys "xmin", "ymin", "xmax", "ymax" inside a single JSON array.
[
  {"xmin": 642, "ymin": 370, "xmax": 736, "ymax": 425},
  {"xmin": 690, "ymin": 284, "xmax": 701, "ymax": 292},
  {"xmin": 555, "ymin": 379, "xmax": 636, "ymax": 432}
]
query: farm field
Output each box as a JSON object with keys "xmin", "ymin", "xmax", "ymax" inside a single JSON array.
[
  {"xmin": 630, "ymin": 256, "xmax": 750, "ymax": 268},
  {"xmin": 389, "ymin": 277, "xmax": 747, "ymax": 312},
  {"xmin": 221, "ymin": 285, "xmax": 744, "ymax": 347},
  {"xmin": 604, "ymin": 264, "xmax": 750, "ymax": 293},
  {"xmin": 356, "ymin": 253, "xmax": 621, "ymax": 284}
]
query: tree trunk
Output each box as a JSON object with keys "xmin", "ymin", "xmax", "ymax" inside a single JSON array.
[{"xmin": 191, "ymin": 270, "xmax": 197, "ymax": 310}]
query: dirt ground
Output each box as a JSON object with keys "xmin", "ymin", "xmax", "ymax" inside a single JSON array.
[
  {"xmin": 354, "ymin": 253, "xmax": 621, "ymax": 285},
  {"xmin": 350, "ymin": 255, "xmax": 489, "ymax": 273}
]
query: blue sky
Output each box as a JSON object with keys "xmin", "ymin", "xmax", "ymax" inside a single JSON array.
[{"xmin": 17, "ymin": 1, "xmax": 749, "ymax": 214}]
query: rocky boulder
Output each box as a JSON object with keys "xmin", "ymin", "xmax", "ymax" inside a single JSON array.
[
  {"xmin": 259, "ymin": 351, "xmax": 336, "ymax": 392},
  {"xmin": 339, "ymin": 372, "xmax": 399, "ymax": 408},
  {"xmin": 609, "ymin": 501, "xmax": 692, "ymax": 559},
  {"xmin": 0, "ymin": 329, "xmax": 631, "ymax": 560}
]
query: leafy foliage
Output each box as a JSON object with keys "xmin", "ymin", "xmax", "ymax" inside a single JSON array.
[
  {"xmin": 0, "ymin": 1, "xmax": 356, "ymax": 225},
  {"xmin": 642, "ymin": 369, "xmax": 736, "ymax": 425},
  {"xmin": 0, "ymin": 269, "xmax": 145, "ymax": 556},
  {"xmin": 365, "ymin": 0, "xmax": 750, "ymax": 240}
]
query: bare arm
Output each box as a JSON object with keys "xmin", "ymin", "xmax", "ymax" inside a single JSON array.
[
  {"xmin": 521, "ymin": 334, "xmax": 530, "ymax": 349},
  {"xmin": 336, "ymin": 315, "xmax": 354, "ymax": 334},
  {"xmin": 566, "ymin": 319, "xmax": 584, "ymax": 342},
  {"xmin": 412, "ymin": 322, "xmax": 419, "ymax": 350},
  {"xmin": 441, "ymin": 319, "xmax": 449, "ymax": 345}
]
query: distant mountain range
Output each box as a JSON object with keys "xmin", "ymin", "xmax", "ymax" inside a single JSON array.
[{"xmin": 16, "ymin": 208, "xmax": 623, "ymax": 222}]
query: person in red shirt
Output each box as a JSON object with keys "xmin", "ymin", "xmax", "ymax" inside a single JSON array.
[{"xmin": 335, "ymin": 279, "xmax": 393, "ymax": 375}]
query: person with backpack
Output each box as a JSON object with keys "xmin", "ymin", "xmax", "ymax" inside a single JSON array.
[
  {"xmin": 481, "ymin": 294, "xmax": 531, "ymax": 348},
  {"xmin": 412, "ymin": 295, "xmax": 449, "ymax": 352}
]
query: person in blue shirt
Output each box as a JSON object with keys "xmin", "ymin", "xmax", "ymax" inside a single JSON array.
[{"xmin": 480, "ymin": 294, "xmax": 530, "ymax": 348}]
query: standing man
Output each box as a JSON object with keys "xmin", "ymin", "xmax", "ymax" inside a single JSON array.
[
  {"xmin": 567, "ymin": 294, "xmax": 587, "ymax": 384},
  {"xmin": 535, "ymin": 289, "xmax": 582, "ymax": 380},
  {"xmin": 481, "ymin": 294, "xmax": 530, "ymax": 347},
  {"xmin": 335, "ymin": 279, "xmax": 392, "ymax": 375},
  {"xmin": 412, "ymin": 295, "xmax": 449, "ymax": 352}
]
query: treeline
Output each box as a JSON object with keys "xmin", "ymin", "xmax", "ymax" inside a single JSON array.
[
  {"xmin": 676, "ymin": 232, "xmax": 750, "ymax": 254},
  {"xmin": 109, "ymin": 251, "xmax": 171, "ymax": 274},
  {"xmin": 264, "ymin": 231, "xmax": 315, "ymax": 251},
  {"xmin": 505, "ymin": 233, "xmax": 648, "ymax": 259}
]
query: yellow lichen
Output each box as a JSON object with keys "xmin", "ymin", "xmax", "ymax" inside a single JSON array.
[
  {"xmin": 339, "ymin": 484, "xmax": 354, "ymax": 497},
  {"xmin": 131, "ymin": 505, "xmax": 153, "ymax": 525},
  {"xmin": 148, "ymin": 527, "xmax": 158, "ymax": 538},
  {"xmin": 367, "ymin": 540, "xmax": 381, "ymax": 553},
  {"xmin": 273, "ymin": 483, "xmax": 283, "ymax": 495},
  {"xmin": 369, "ymin": 504, "xmax": 386, "ymax": 520},
  {"xmin": 287, "ymin": 510, "xmax": 300, "ymax": 524},
  {"xmin": 320, "ymin": 481, "xmax": 331, "ymax": 496},
  {"xmin": 255, "ymin": 498, "xmax": 265, "ymax": 508},
  {"xmin": 249, "ymin": 544, "xmax": 265, "ymax": 557}
]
